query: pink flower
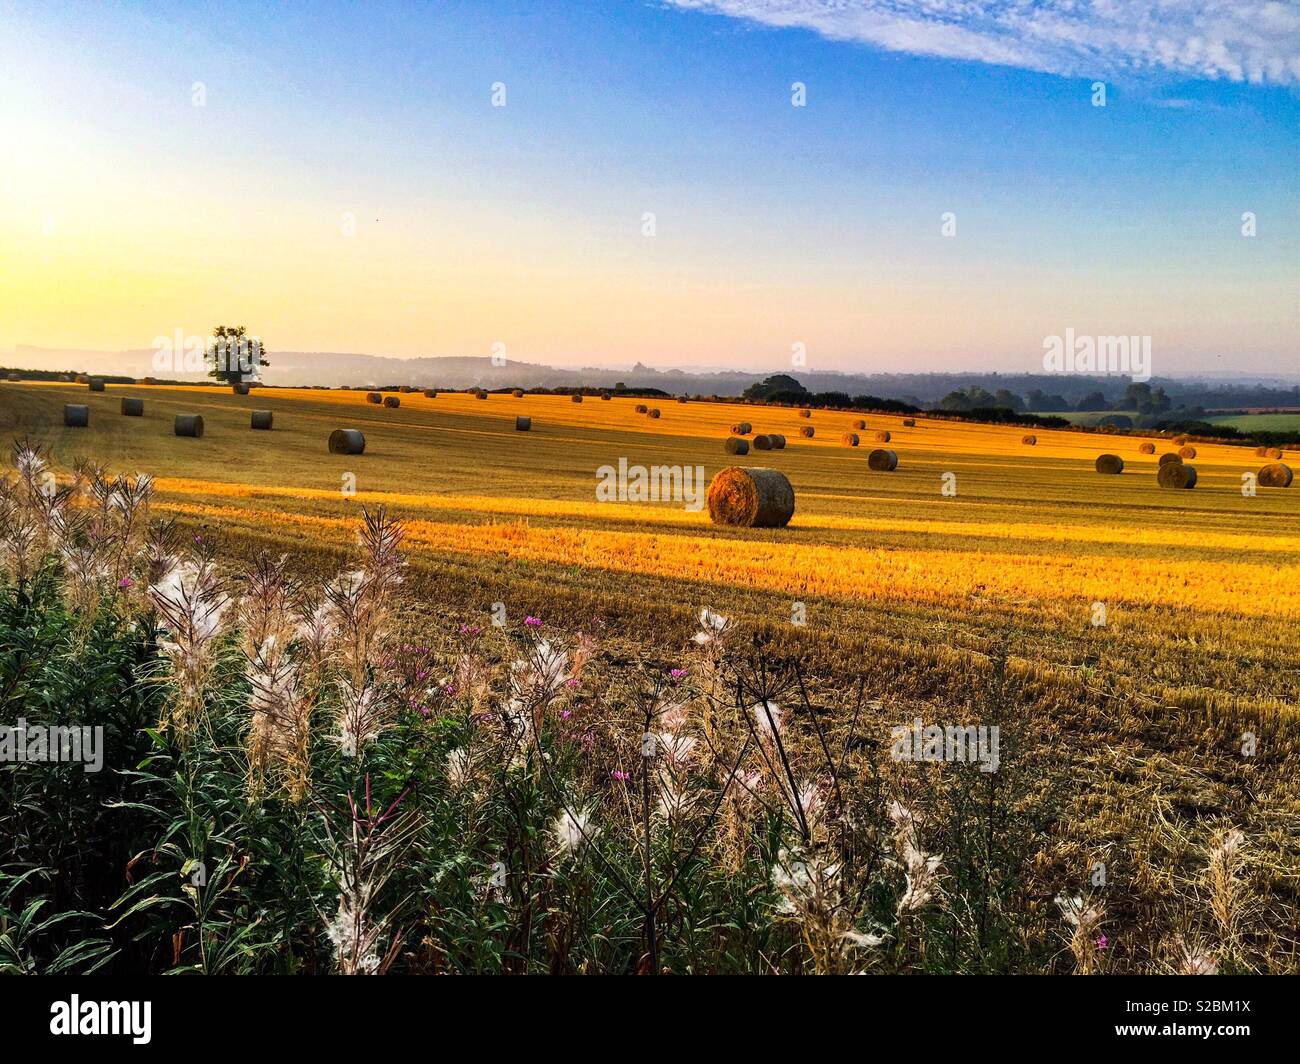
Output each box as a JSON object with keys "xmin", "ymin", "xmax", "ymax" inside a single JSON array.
[
  {"xmin": 670, "ymin": 668, "xmax": 687, "ymax": 681},
  {"xmin": 611, "ymin": 770, "xmax": 630, "ymax": 782},
  {"xmin": 460, "ymin": 624, "xmax": 480, "ymax": 636},
  {"xmin": 523, "ymin": 616, "xmax": 542, "ymax": 628},
  {"xmin": 565, "ymin": 677, "xmax": 580, "ymax": 689},
  {"xmin": 1095, "ymin": 934, "xmax": 1108, "ymax": 950},
  {"xmin": 117, "ymin": 576, "xmax": 133, "ymax": 589},
  {"xmin": 560, "ymin": 709, "xmax": 572, "ymax": 720}
]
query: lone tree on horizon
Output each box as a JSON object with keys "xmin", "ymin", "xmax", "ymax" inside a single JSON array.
[{"xmin": 207, "ymin": 324, "xmax": 270, "ymax": 384}]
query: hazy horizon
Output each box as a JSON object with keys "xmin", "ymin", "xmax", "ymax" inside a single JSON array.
[{"xmin": 2, "ymin": 1, "xmax": 1297, "ymax": 378}]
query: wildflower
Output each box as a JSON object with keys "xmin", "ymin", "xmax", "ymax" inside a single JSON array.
[
  {"xmin": 670, "ymin": 667, "xmax": 687, "ymax": 681},
  {"xmin": 611, "ymin": 769, "xmax": 630, "ymax": 782},
  {"xmin": 117, "ymin": 576, "xmax": 133, "ymax": 589},
  {"xmin": 524, "ymin": 615, "xmax": 542, "ymax": 628},
  {"xmin": 552, "ymin": 806, "xmax": 597, "ymax": 860},
  {"xmin": 1095, "ymin": 934, "xmax": 1108, "ymax": 950}
]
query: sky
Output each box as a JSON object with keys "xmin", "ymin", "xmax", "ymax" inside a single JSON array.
[{"xmin": 0, "ymin": 0, "xmax": 1297, "ymax": 378}]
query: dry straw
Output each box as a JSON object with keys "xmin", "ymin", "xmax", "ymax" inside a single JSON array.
[
  {"xmin": 867, "ymin": 448, "xmax": 898, "ymax": 471},
  {"xmin": 1157, "ymin": 463, "xmax": 1197, "ymax": 489},
  {"xmin": 120, "ymin": 397, "xmax": 144, "ymax": 417},
  {"xmin": 724, "ymin": 437, "xmax": 750, "ymax": 455},
  {"xmin": 251, "ymin": 410, "xmax": 273, "ymax": 430},
  {"xmin": 1095, "ymin": 454, "xmax": 1124, "ymax": 474},
  {"xmin": 328, "ymin": 429, "xmax": 365, "ymax": 455},
  {"xmin": 174, "ymin": 415, "xmax": 204, "ymax": 438},
  {"xmin": 1258, "ymin": 463, "xmax": 1293, "ymax": 488},
  {"xmin": 706, "ymin": 467, "xmax": 795, "ymax": 527},
  {"xmin": 63, "ymin": 404, "xmax": 89, "ymax": 428}
]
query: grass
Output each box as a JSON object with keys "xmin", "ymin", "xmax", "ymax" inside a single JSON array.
[{"xmin": 1205, "ymin": 413, "xmax": 1300, "ymax": 432}]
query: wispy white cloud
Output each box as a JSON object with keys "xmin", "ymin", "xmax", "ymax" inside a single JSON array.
[{"xmin": 666, "ymin": 1, "xmax": 1300, "ymax": 85}]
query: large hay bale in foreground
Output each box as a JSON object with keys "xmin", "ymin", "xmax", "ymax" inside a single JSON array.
[
  {"xmin": 251, "ymin": 410, "xmax": 273, "ymax": 430},
  {"xmin": 1178, "ymin": 445, "xmax": 1197, "ymax": 459},
  {"xmin": 88, "ymin": 378, "xmax": 105, "ymax": 392},
  {"xmin": 328, "ymin": 429, "xmax": 365, "ymax": 455},
  {"xmin": 366, "ymin": 392, "xmax": 382, "ymax": 404},
  {"xmin": 174, "ymin": 415, "xmax": 204, "ymax": 438},
  {"xmin": 842, "ymin": 432, "xmax": 859, "ymax": 447},
  {"xmin": 1095, "ymin": 454, "xmax": 1124, "ymax": 474},
  {"xmin": 724, "ymin": 437, "xmax": 750, "ymax": 455},
  {"xmin": 707, "ymin": 467, "xmax": 794, "ymax": 528},
  {"xmin": 383, "ymin": 395, "xmax": 400, "ymax": 408},
  {"xmin": 571, "ymin": 394, "xmax": 584, "ymax": 403},
  {"xmin": 648, "ymin": 408, "xmax": 661, "ymax": 419},
  {"xmin": 232, "ymin": 383, "xmax": 250, "ymax": 395},
  {"xmin": 730, "ymin": 421, "xmax": 751, "ymax": 434},
  {"xmin": 1157, "ymin": 463, "xmax": 1197, "ymax": 489},
  {"xmin": 63, "ymin": 404, "xmax": 89, "ymax": 428},
  {"xmin": 423, "ymin": 389, "xmax": 438, "ymax": 398},
  {"xmin": 1021, "ymin": 435, "xmax": 1036, "ymax": 445},
  {"xmin": 874, "ymin": 430, "xmax": 891, "ymax": 442},
  {"xmin": 902, "ymin": 418, "xmax": 916, "ymax": 427},
  {"xmin": 515, "ymin": 416, "xmax": 531, "ymax": 431},
  {"xmin": 1266, "ymin": 447, "xmax": 1284, "ymax": 459},
  {"xmin": 852, "ymin": 419, "xmax": 866, "ymax": 430},
  {"xmin": 769, "ymin": 433, "xmax": 786, "ymax": 449},
  {"xmin": 799, "ymin": 426, "xmax": 814, "ymax": 438},
  {"xmin": 867, "ymin": 448, "xmax": 898, "ymax": 472},
  {"xmin": 1138, "ymin": 442, "xmax": 1156, "ymax": 454},
  {"xmin": 1258, "ymin": 463, "xmax": 1293, "ymax": 488},
  {"xmin": 120, "ymin": 397, "xmax": 144, "ymax": 417},
  {"xmin": 1158, "ymin": 452, "xmax": 1183, "ymax": 467}
]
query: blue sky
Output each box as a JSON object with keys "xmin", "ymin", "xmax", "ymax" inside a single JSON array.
[{"xmin": 1, "ymin": 0, "xmax": 1296, "ymax": 376}]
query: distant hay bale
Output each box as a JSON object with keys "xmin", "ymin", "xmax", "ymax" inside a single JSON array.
[
  {"xmin": 852, "ymin": 419, "xmax": 866, "ymax": 430},
  {"xmin": 476, "ymin": 390, "xmax": 488, "ymax": 400},
  {"xmin": 769, "ymin": 433, "xmax": 786, "ymax": 449},
  {"xmin": 636, "ymin": 404, "xmax": 649, "ymax": 414},
  {"xmin": 174, "ymin": 415, "xmax": 204, "ymax": 438},
  {"xmin": 753, "ymin": 434, "xmax": 774, "ymax": 450},
  {"xmin": 75, "ymin": 374, "xmax": 89, "ymax": 384},
  {"xmin": 1178, "ymin": 445, "xmax": 1197, "ymax": 459},
  {"xmin": 677, "ymin": 396, "xmax": 688, "ymax": 404},
  {"xmin": 1258, "ymin": 463, "xmax": 1293, "ymax": 488},
  {"xmin": 366, "ymin": 392, "xmax": 382, "ymax": 404},
  {"xmin": 724, "ymin": 437, "xmax": 750, "ymax": 455},
  {"xmin": 902, "ymin": 418, "xmax": 916, "ymax": 427},
  {"xmin": 423, "ymin": 389, "xmax": 438, "ymax": 398},
  {"xmin": 383, "ymin": 395, "xmax": 400, "ymax": 408},
  {"xmin": 328, "ymin": 429, "xmax": 365, "ymax": 455},
  {"xmin": 5, "ymin": 372, "xmax": 19, "ymax": 382},
  {"xmin": 842, "ymin": 432, "xmax": 860, "ymax": 447},
  {"xmin": 513, "ymin": 389, "xmax": 524, "ymax": 398},
  {"xmin": 874, "ymin": 430, "xmax": 891, "ymax": 442},
  {"xmin": 63, "ymin": 404, "xmax": 89, "ymax": 428},
  {"xmin": 1157, "ymin": 463, "xmax": 1197, "ymax": 489},
  {"xmin": 1021, "ymin": 435, "xmax": 1036, "ymax": 445},
  {"xmin": 1158, "ymin": 452, "xmax": 1183, "ymax": 467},
  {"xmin": 1095, "ymin": 454, "xmax": 1124, "ymax": 474},
  {"xmin": 399, "ymin": 385, "xmax": 413, "ymax": 393},
  {"xmin": 706, "ymin": 467, "xmax": 794, "ymax": 528},
  {"xmin": 1138, "ymin": 442, "xmax": 1156, "ymax": 454},
  {"xmin": 515, "ymin": 416, "xmax": 531, "ymax": 431},
  {"xmin": 1174, "ymin": 435, "xmax": 1189, "ymax": 446},
  {"xmin": 571, "ymin": 394, "xmax": 583, "ymax": 403},
  {"xmin": 648, "ymin": 408, "xmax": 660, "ymax": 418},
  {"xmin": 867, "ymin": 448, "xmax": 898, "ymax": 472},
  {"xmin": 1266, "ymin": 447, "xmax": 1284, "ymax": 459},
  {"xmin": 88, "ymin": 378, "xmax": 105, "ymax": 392},
  {"xmin": 232, "ymin": 383, "xmax": 250, "ymax": 395},
  {"xmin": 601, "ymin": 392, "xmax": 612, "ymax": 400},
  {"xmin": 799, "ymin": 409, "xmax": 812, "ymax": 418},
  {"xmin": 1254, "ymin": 446, "xmax": 1268, "ymax": 457},
  {"xmin": 120, "ymin": 397, "xmax": 144, "ymax": 417},
  {"xmin": 730, "ymin": 421, "xmax": 751, "ymax": 434},
  {"xmin": 251, "ymin": 410, "xmax": 273, "ymax": 430},
  {"xmin": 799, "ymin": 426, "xmax": 815, "ymax": 438}
]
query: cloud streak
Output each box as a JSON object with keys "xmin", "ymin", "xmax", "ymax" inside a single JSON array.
[{"xmin": 667, "ymin": 1, "xmax": 1300, "ymax": 85}]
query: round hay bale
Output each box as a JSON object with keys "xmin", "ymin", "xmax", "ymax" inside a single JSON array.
[
  {"xmin": 1095, "ymin": 454, "xmax": 1124, "ymax": 474},
  {"xmin": 1158, "ymin": 452, "xmax": 1183, "ymax": 467},
  {"xmin": 251, "ymin": 410, "xmax": 273, "ymax": 430},
  {"xmin": 383, "ymin": 395, "xmax": 400, "ymax": 408},
  {"xmin": 676, "ymin": 396, "xmax": 688, "ymax": 404},
  {"xmin": 730, "ymin": 421, "xmax": 751, "ymax": 434},
  {"xmin": 636, "ymin": 404, "xmax": 649, "ymax": 414},
  {"xmin": 902, "ymin": 418, "xmax": 916, "ymax": 427},
  {"xmin": 724, "ymin": 437, "xmax": 750, "ymax": 455},
  {"xmin": 63, "ymin": 404, "xmax": 89, "ymax": 428},
  {"xmin": 1157, "ymin": 463, "xmax": 1197, "ymax": 489},
  {"xmin": 5, "ymin": 372, "xmax": 19, "ymax": 382},
  {"xmin": 1178, "ymin": 445, "xmax": 1197, "ymax": 459},
  {"xmin": 88, "ymin": 378, "xmax": 105, "ymax": 392},
  {"xmin": 648, "ymin": 408, "xmax": 660, "ymax": 419},
  {"xmin": 867, "ymin": 448, "xmax": 898, "ymax": 472},
  {"xmin": 706, "ymin": 467, "xmax": 794, "ymax": 528},
  {"xmin": 874, "ymin": 430, "xmax": 891, "ymax": 442},
  {"xmin": 852, "ymin": 419, "xmax": 866, "ymax": 430},
  {"xmin": 799, "ymin": 426, "xmax": 815, "ymax": 438},
  {"xmin": 366, "ymin": 392, "xmax": 382, "ymax": 404},
  {"xmin": 799, "ymin": 409, "xmax": 812, "ymax": 418},
  {"xmin": 753, "ymin": 434, "xmax": 774, "ymax": 450},
  {"xmin": 1138, "ymin": 442, "xmax": 1156, "ymax": 454},
  {"xmin": 769, "ymin": 433, "xmax": 786, "ymax": 449},
  {"xmin": 423, "ymin": 389, "xmax": 438, "ymax": 398},
  {"xmin": 515, "ymin": 416, "xmax": 531, "ymax": 432},
  {"xmin": 601, "ymin": 392, "xmax": 612, "ymax": 400},
  {"xmin": 174, "ymin": 415, "xmax": 204, "ymax": 438},
  {"xmin": 120, "ymin": 397, "xmax": 144, "ymax": 417},
  {"xmin": 1174, "ymin": 435, "xmax": 1189, "ymax": 446},
  {"xmin": 75, "ymin": 374, "xmax": 89, "ymax": 384},
  {"xmin": 1021, "ymin": 435, "xmax": 1037, "ymax": 446},
  {"xmin": 1258, "ymin": 463, "xmax": 1293, "ymax": 488},
  {"xmin": 1266, "ymin": 447, "xmax": 1283, "ymax": 459},
  {"xmin": 571, "ymin": 394, "xmax": 584, "ymax": 403},
  {"xmin": 399, "ymin": 385, "xmax": 413, "ymax": 393},
  {"xmin": 328, "ymin": 429, "xmax": 365, "ymax": 455},
  {"xmin": 1254, "ymin": 446, "xmax": 1268, "ymax": 457},
  {"xmin": 232, "ymin": 383, "xmax": 250, "ymax": 395},
  {"xmin": 475, "ymin": 390, "xmax": 488, "ymax": 400},
  {"xmin": 842, "ymin": 432, "xmax": 860, "ymax": 447},
  {"xmin": 512, "ymin": 389, "xmax": 524, "ymax": 398}
]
